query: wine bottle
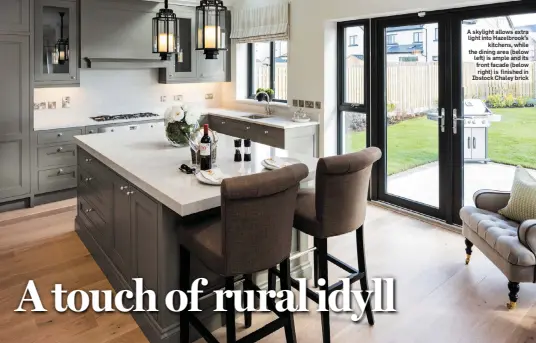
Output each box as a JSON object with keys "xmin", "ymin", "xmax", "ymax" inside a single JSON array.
[{"xmin": 200, "ymin": 124, "xmax": 212, "ymax": 171}]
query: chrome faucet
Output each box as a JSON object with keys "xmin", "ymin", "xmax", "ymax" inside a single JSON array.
[{"xmin": 257, "ymin": 91, "xmax": 274, "ymax": 115}]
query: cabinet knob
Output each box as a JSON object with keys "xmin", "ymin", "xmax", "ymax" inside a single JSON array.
[
  {"xmin": 127, "ymin": 191, "xmax": 135, "ymax": 196},
  {"xmin": 120, "ymin": 186, "xmax": 127, "ymax": 191},
  {"xmin": 57, "ymin": 147, "xmax": 63, "ymax": 152},
  {"xmin": 58, "ymin": 168, "xmax": 64, "ymax": 174},
  {"xmin": 71, "ymin": 76, "xmax": 76, "ymax": 80},
  {"xmin": 221, "ymin": 121, "xmax": 226, "ymax": 124},
  {"xmin": 169, "ymin": 74, "xmax": 173, "ymax": 77},
  {"xmin": 246, "ymin": 126, "xmax": 250, "ymax": 130},
  {"xmin": 85, "ymin": 177, "xmax": 93, "ymax": 182},
  {"xmin": 89, "ymin": 130, "xmax": 94, "ymax": 134},
  {"xmin": 84, "ymin": 208, "xmax": 94, "ymax": 213},
  {"xmin": 57, "ymin": 133, "xmax": 63, "ymax": 137},
  {"xmin": 85, "ymin": 158, "xmax": 92, "ymax": 163}
]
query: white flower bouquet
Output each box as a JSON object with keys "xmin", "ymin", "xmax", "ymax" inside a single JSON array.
[{"xmin": 164, "ymin": 103, "xmax": 201, "ymax": 147}]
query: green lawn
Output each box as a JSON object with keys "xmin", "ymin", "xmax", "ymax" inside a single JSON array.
[{"xmin": 346, "ymin": 107, "xmax": 536, "ymax": 176}]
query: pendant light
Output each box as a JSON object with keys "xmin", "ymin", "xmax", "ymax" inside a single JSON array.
[
  {"xmin": 55, "ymin": 12, "xmax": 69, "ymax": 65},
  {"xmin": 195, "ymin": 0, "xmax": 227, "ymax": 60},
  {"xmin": 152, "ymin": 0, "xmax": 179, "ymax": 61}
]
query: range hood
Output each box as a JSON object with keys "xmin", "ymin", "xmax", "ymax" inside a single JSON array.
[
  {"xmin": 83, "ymin": 57, "xmax": 171, "ymax": 69},
  {"xmin": 81, "ymin": 0, "xmax": 173, "ymax": 70}
]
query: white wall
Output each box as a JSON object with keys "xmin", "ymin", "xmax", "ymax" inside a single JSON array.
[
  {"xmin": 34, "ymin": 69, "xmax": 223, "ymax": 120},
  {"xmin": 226, "ymin": 0, "xmax": 516, "ymax": 157}
]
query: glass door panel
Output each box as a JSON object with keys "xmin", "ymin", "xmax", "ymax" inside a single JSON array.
[
  {"xmin": 384, "ymin": 23, "xmax": 441, "ymax": 208},
  {"xmin": 459, "ymin": 13, "xmax": 536, "ymax": 207}
]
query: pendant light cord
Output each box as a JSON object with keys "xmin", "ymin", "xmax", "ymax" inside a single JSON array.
[
  {"xmin": 59, "ymin": 12, "xmax": 64, "ymax": 40},
  {"xmin": 164, "ymin": 0, "xmax": 168, "ymax": 9}
]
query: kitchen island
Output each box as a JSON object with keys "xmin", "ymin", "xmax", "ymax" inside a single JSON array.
[{"xmin": 74, "ymin": 130, "xmax": 318, "ymax": 343}]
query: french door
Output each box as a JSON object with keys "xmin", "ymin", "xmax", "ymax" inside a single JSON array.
[
  {"xmin": 371, "ymin": 13, "xmax": 455, "ymax": 222},
  {"xmin": 369, "ymin": 1, "xmax": 536, "ymax": 225}
]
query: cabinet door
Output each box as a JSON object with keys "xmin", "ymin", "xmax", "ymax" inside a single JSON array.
[
  {"xmin": 197, "ymin": 50, "xmax": 226, "ymax": 81},
  {"xmin": 471, "ymin": 128, "xmax": 487, "ymax": 160},
  {"xmin": 463, "ymin": 128, "xmax": 472, "ymax": 160},
  {"xmin": 0, "ymin": 0, "xmax": 30, "ymax": 33},
  {"xmin": 0, "ymin": 35, "xmax": 30, "ymax": 200},
  {"xmin": 130, "ymin": 187, "xmax": 158, "ymax": 321},
  {"xmin": 34, "ymin": 0, "xmax": 78, "ymax": 85},
  {"xmin": 110, "ymin": 176, "xmax": 132, "ymax": 280}
]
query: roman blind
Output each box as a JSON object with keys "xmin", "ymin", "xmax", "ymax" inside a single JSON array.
[{"xmin": 230, "ymin": 2, "xmax": 289, "ymax": 43}]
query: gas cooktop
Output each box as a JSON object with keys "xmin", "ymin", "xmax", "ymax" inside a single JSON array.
[{"xmin": 90, "ymin": 112, "xmax": 159, "ymax": 122}]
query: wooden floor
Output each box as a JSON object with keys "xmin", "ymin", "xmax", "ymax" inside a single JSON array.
[{"xmin": 0, "ymin": 202, "xmax": 535, "ymax": 343}]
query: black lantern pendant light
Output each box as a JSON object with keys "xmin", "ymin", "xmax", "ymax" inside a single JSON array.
[
  {"xmin": 152, "ymin": 0, "xmax": 179, "ymax": 61},
  {"xmin": 195, "ymin": 0, "xmax": 227, "ymax": 59},
  {"xmin": 55, "ymin": 12, "xmax": 69, "ymax": 65}
]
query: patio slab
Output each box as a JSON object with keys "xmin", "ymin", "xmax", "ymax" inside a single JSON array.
[{"xmin": 387, "ymin": 162, "xmax": 536, "ymax": 208}]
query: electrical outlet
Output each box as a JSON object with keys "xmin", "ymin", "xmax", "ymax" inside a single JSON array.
[
  {"xmin": 298, "ymin": 100, "xmax": 304, "ymax": 107},
  {"xmin": 304, "ymin": 101, "xmax": 314, "ymax": 109},
  {"xmin": 174, "ymin": 95, "xmax": 183, "ymax": 101},
  {"xmin": 47, "ymin": 101, "xmax": 57, "ymax": 109},
  {"xmin": 39, "ymin": 102, "xmax": 46, "ymax": 110},
  {"xmin": 315, "ymin": 101, "xmax": 322, "ymax": 109},
  {"xmin": 33, "ymin": 102, "xmax": 40, "ymax": 110},
  {"xmin": 205, "ymin": 93, "xmax": 214, "ymax": 100},
  {"xmin": 160, "ymin": 96, "xmax": 167, "ymax": 103},
  {"xmin": 62, "ymin": 96, "xmax": 71, "ymax": 108},
  {"xmin": 292, "ymin": 99, "xmax": 298, "ymax": 107}
]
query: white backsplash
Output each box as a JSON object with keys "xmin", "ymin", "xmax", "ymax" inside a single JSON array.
[{"xmin": 34, "ymin": 69, "xmax": 223, "ymax": 119}]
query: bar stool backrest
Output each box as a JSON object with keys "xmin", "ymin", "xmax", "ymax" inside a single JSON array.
[
  {"xmin": 315, "ymin": 147, "xmax": 382, "ymax": 237},
  {"xmin": 220, "ymin": 163, "xmax": 309, "ymax": 275}
]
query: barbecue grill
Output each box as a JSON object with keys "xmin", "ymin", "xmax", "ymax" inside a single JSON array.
[{"xmin": 426, "ymin": 99, "xmax": 502, "ymax": 163}]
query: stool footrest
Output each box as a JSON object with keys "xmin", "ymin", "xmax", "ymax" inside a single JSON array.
[
  {"xmin": 328, "ymin": 272, "xmax": 365, "ymax": 293},
  {"xmin": 189, "ymin": 313, "xmax": 219, "ymax": 343},
  {"xmin": 327, "ymin": 253, "xmax": 359, "ymax": 274},
  {"xmin": 237, "ymin": 317, "xmax": 288, "ymax": 343}
]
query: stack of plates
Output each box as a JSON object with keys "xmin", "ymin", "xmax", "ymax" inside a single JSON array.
[{"xmin": 261, "ymin": 157, "xmax": 300, "ymax": 170}]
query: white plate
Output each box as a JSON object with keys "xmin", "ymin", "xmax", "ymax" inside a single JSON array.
[
  {"xmin": 262, "ymin": 157, "xmax": 300, "ymax": 170},
  {"xmin": 195, "ymin": 172, "xmax": 221, "ymax": 185},
  {"xmin": 292, "ymin": 117, "xmax": 311, "ymax": 123}
]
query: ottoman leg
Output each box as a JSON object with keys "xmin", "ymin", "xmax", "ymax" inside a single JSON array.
[
  {"xmin": 507, "ymin": 281, "xmax": 520, "ymax": 310},
  {"xmin": 465, "ymin": 239, "xmax": 473, "ymax": 265}
]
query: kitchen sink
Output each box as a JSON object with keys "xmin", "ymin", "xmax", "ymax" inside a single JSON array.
[{"xmin": 243, "ymin": 114, "xmax": 270, "ymax": 120}]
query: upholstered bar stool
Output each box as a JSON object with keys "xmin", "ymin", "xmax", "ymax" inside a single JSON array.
[
  {"xmin": 269, "ymin": 147, "xmax": 382, "ymax": 343},
  {"xmin": 178, "ymin": 163, "xmax": 309, "ymax": 343}
]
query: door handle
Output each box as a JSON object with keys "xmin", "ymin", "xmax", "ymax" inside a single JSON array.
[
  {"xmin": 468, "ymin": 137, "xmax": 471, "ymax": 149},
  {"xmin": 453, "ymin": 108, "xmax": 460, "ymax": 135},
  {"xmin": 439, "ymin": 108, "xmax": 445, "ymax": 132},
  {"xmin": 473, "ymin": 137, "xmax": 476, "ymax": 149}
]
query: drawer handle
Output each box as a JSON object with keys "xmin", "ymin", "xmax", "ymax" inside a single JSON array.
[
  {"xmin": 52, "ymin": 170, "xmax": 74, "ymax": 177},
  {"xmin": 84, "ymin": 208, "xmax": 94, "ymax": 213},
  {"xmin": 264, "ymin": 131, "xmax": 269, "ymax": 134},
  {"xmin": 85, "ymin": 158, "xmax": 92, "ymax": 163},
  {"xmin": 120, "ymin": 186, "xmax": 128, "ymax": 191},
  {"xmin": 126, "ymin": 190, "xmax": 135, "ymax": 196},
  {"xmin": 85, "ymin": 177, "xmax": 93, "ymax": 182},
  {"xmin": 57, "ymin": 133, "xmax": 63, "ymax": 137},
  {"xmin": 221, "ymin": 121, "xmax": 226, "ymax": 124},
  {"xmin": 89, "ymin": 130, "xmax": 95, "ymax": 134}
]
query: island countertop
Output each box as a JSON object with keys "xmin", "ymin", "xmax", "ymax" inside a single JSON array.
[{"xmin": 75, "ymin": 130, "xmax": 318, "ymax": 217}]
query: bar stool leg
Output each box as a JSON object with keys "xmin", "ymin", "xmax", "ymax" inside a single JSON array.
[
  {"xmin": 268, "ymin": 268, "xmax": 276, "ymax": 292},
  {"xmin": 244, "ymin": 274, "xmax": 252, "ymax": 328},
  {"xmin": 179, "ymin": 246, "xmax": 191, "ymax": 343},
  {"xmin": 313, "ymin": 238, "xmax": 321, "ymax": 288},
  {"xmin": 356, "ymin": 226, "xmax": 374, "ymax": 325},
  {"xmin": 317, "ymin": 238, "xmax": 330, "ymax": 343},
  {"xmin": 225, "ymin": 277, "xmax": 237, "ymax": 343},
  {"xmin": 280, "ymin": 259, "xmax": 297, "ymax": 343}
]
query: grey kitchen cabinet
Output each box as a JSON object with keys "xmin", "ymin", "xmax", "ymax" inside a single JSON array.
[
  {"xmin": 0, "ymin": 35, "xmax": 31, "ymax": 201},
  {"xmin": 110, "ymin": 175, "xmax": 132, "ymax": 281},
  {"xmin": 34, "ymin": 0, "xmax": 79, "ymax": 87},
  {"xmin": 0, "ymin": 0, "xmax": 30, "ymax": 34}
]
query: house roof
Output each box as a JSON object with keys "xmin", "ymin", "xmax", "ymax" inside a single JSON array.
[
  {"xmin": 386, "ymin": 25, "xmax": 424, "ymax": 33},
  {"xmin": 387, "ymin": 43, "xmax": 423, "ymax": 54}
]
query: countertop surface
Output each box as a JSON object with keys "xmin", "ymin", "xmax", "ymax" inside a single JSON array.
[
  {"xmin": 203, "ymin": 108, "xmax": 319, "ymax": 129},
  {"xmin": 34, "ymin": 108, "xmax": 318, "ymax": 132},
  {"xmin": 75, "ymin": 130, "xmax": 318, "ymax": 217},
  {"xmin": 33, "ymin": 113, "xmax": 165, "ymax": 131}
]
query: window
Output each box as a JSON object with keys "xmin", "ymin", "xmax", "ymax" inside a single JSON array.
[
  {"xmin": 413, "ymin": 32, "xmax": 423, "ymax": 42},
  {"xmin": 247, "ymin": 41, "xmax": 288, "ymax": 102},
  {"xmin": 386, "ymin": 34, "xmax": 396, "ymax": 44},
  {"xmin": 348, "ymin": 35, "xmax": 359, "ymax": 46},
  {"xmin": 435, "ymin": 28, "xmax": 438, "ymax": 41}
]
